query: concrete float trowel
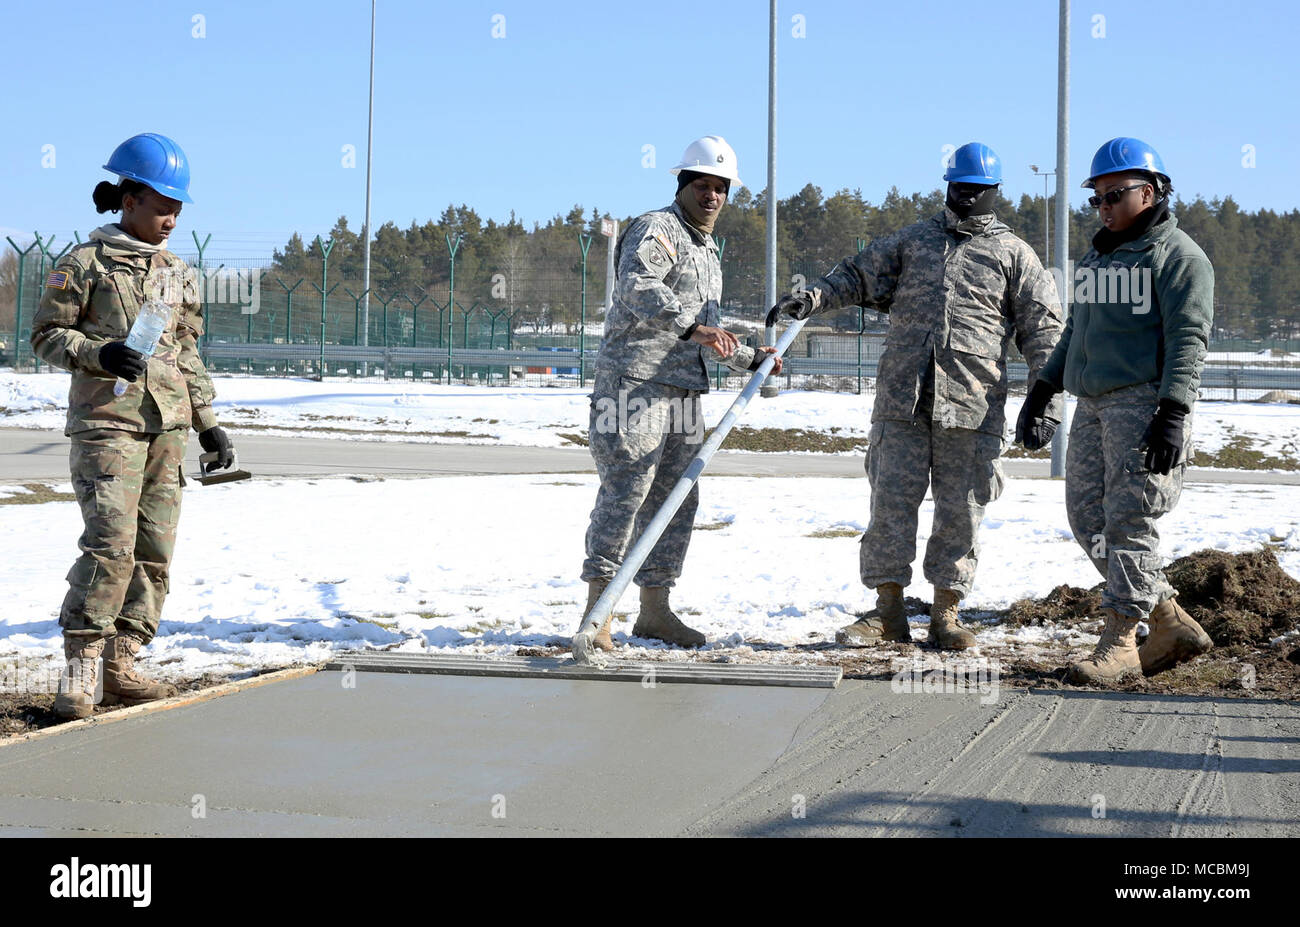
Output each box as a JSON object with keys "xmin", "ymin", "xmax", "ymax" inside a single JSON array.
[{"xmin": 194, "ymin": 450, "xmax": 253, "ymax": 486}]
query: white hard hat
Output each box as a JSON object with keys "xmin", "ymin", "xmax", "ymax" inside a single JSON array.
[{"xmin": 670, "ymin": 135, "xmax": 742, "ymax": 186}]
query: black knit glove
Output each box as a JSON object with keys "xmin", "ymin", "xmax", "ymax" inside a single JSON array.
[
  {"xmin": 199, "ymin": 426, "xmax": 235, "ymax": 471},
  {"xmin": 99, "ymin": 341, "xmax": 147, "ymax": 381},
  {"xmin": 1141, "ymin": 400, "xmax": 1188, "ymax": 475},
  {"xmin": 766, "ymin": 292, "xmax": 814, "ymax": 327},
  {"xmin": 1015, "ymin": 380, "xmax": 1062, "ymax": 451}
]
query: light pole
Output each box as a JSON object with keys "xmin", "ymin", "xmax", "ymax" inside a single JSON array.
[
  {"xmin": 1030, "ymin": 165, "xmax": 1054, "ymax": 265},
  {"xmin": 759, "ymin": 0, "xmax": 780, "ymax": 399},
  {"xmin": 1050, "ymin": 0, "xmax": 1071, "ymax": 480},
  {"xmin": 360, "ymin": 0, "xmax": 376, "ymax": 378}
]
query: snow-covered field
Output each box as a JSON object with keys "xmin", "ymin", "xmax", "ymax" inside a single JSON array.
[
  {"xmin": 3, "ymin": 371, "xmax": 1298, "ymax": 461},
  {"xmin": 3, "ymin": 371, "xmax": 1300, "ymax": 693},
  {"xmin": 2, "ymin": 472, "xmax": 1299, "ymax": 688}
]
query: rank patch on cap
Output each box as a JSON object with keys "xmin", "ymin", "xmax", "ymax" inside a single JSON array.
[{"xmin": 46, "ymin": 270, "xmax": 70, "ymax": 290}]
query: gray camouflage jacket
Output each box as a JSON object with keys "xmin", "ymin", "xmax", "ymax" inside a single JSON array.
[
  {"xmin": 597, "ymin": 200, "xmax": 759, "ymax": 390},
  {"xmin": 807, "ymin": 208, "xmax": 1064, "ymax": 436}
]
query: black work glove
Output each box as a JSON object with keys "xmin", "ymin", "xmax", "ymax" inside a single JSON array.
[
  {"xmin": 99, "ymin": 341, "xmax": 147, "ymax": 381},
  {"xmin": 1141, "ymin": 400, "xmax": 1188, "ymax": 475},
  {"xmin": 765, "ymin": 292, "xmax": 814, "ymax": 328},
  {"xmin": 199, "ymin": 426, "xmax": 235, "ymax": 471},
  {"xmin": 1015, "ymin": 380, "xmax": 1062, "ymax": 451}
]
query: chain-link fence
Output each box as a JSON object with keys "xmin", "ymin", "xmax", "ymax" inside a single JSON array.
[{"xmin": 5, "ymin": 234, "xmax": 1300, "ymax": 397}]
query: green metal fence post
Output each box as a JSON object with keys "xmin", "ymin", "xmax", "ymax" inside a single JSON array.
[
  {"xmin": 578, "ymin": 232, "xmax": 592, "ymax": 386},
  {"xmin": 313, "ymin": 237, "xmax": 335, "ymax": 377},
  {"xmin": 856, "ymin": 237, "xmax": 867, "ymax": 395},
  {"xmin": 375, "ymin": 291, "xmax": 396, "ymax": 380},
  {"xmin": 345, "ymin": 287, "xmax": 371, "ymax": 347},
  {"xmin": 311, "ymin": 280, "xmax": 341, "ymax": 376},
  {"xmin": 445, "ymin": 233, "xmax": 463, "ymax": 384},
  {"xmin": 33, "ymin": 234, "xmax": 72, "ymax": 373},
  {"xmin": 191, "ymin": 232, "xmax": 212, "ymax": 353},
  {"xmin": 405, "ymin": 292, "xmax": 429, "ymax": 380},
  {"xmin": 406, "ymin": 293, "xmax": 429, "ymax": 348},
  {"xmin": 5, "ymin": 236, "xmax": 38, "ymax": 370},
  {"xmin": 276, "ymin": 278, "xmax": 304, "ymax": 375}
]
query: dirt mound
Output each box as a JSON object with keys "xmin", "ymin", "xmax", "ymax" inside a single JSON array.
[
  {"xmin": 1001, "ymin": 548, "xmax": 1300, "ymax": 644},
  {"xmin": 1167, "ymin": 548, "xmax": 1300, "ymax": 645},
  {"xmin": 1004, "ymin": 583, "xmax": 1102, "ymax": 627}
]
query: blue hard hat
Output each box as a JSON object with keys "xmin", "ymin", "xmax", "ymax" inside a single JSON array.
[
  {"xmin": 103, "ymin": 133, "xmax": 193, "ymax": 203},
  {"xmin": 943, "ymin": 142, "xmax": 1002, "ymax": 185},
  {"xmin": 1082, "ymin": 137, "xmax": 1169, "ymax": 189}
]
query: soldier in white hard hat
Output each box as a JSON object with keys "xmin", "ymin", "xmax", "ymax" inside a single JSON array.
[{"xmin": 578, "ymin": 135, "xmax": 781, "ymax": 650}]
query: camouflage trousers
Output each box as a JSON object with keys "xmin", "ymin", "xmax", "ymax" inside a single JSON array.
[
  {"xmin": 61, "ymin": 427, "xmax": 187, "ymax": 642},
  {"xmin": 582, "ymin": 371, "xmax": 705, "ymax": 588},
  {"xmin": 860, "ymin": 419, "xmax": 1005, "ymax": 596},
  {"xmin": 1065, "ymin": 382, "xmax": 1189, "ymax": 620}
]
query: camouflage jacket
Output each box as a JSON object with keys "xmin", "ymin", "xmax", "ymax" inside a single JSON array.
[
  {"xmin": 31, "ymin": 234, "xmax": 219, "ymax": 436},
  {"xmin": 597, "ymin": 200, "xmax": 760, "ymax": 390},
  {"xmin": 808, "ymin": 208, "xmax": 1064, "ymax": 436}
]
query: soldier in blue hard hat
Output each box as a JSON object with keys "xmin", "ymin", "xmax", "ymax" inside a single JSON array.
[
  {"xmin": 30, "ymin": 133, "xmax": 236, "ymax": 719},
  {"xmin": 1021, "ymin": 137, "xmax": 1216, "ymax": 685},
  {"xmin": 775, "ymin": 142, "xmax": 1064, "ymax": 649}
]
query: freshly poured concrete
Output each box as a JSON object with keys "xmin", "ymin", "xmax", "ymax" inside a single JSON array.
[
  {"xmin": 2, "ymin": 671, "xmax": 1297, "ymax": 837},
  {"xmin": 0, "ymin": 672, "xmax": 830, "ymax": 837}
]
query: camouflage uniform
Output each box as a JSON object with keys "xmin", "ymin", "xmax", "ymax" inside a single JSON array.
[
  {"xmin": 31, "ymin": 228, "xmax": 218, "ymax": 642},
  {"xmin": 806, "ymin": 207, "xmax": 1063, "ymax": 595},
  {"xmin": 583, "ymin": 201, "xmax": 762, "ymax": 586},
  {"xmin": 1039, "ymin": 214, "xmax": 1214, "ymax": 620},
  {"xmin": 1064, "ymin": 383, "xmax": 1191, "ymax": 617}
]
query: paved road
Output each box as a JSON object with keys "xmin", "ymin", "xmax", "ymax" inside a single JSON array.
[
  {"xmin": 4, "ymin": 427, "xmax": 1299, "ymax": 483},
  {"xmin": 1, "ymin": 669, "xmax": 1295, "ymax": 836}
]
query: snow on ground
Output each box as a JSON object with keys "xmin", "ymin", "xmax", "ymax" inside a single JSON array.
[
  {"xmin": 1205, "ymin": 350, "xmax": 1299, "ymax": 363},
  {"xmin": 2, "ymin": 472, "xmax": 1298, "ymax": 689},
  {"xmin": 2, "ymin": 372, "xmax": 1298, "ymax": 460},
  {"xmin": 0, "ymin": 371, "xmax": 869, "ymax": 448}
]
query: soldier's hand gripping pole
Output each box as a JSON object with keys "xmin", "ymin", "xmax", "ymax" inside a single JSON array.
[{"xmin": 571, "ymin": 317, "xmax": 809, "ymax": 666}]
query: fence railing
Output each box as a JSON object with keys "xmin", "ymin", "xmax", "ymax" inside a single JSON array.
[{"xmin": 6, "ymin": 230, "xmax": 1300, "ymax": 395}]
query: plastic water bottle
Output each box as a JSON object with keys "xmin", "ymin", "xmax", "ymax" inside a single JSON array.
[{"xmin": 113, "ymin": 299, "xmax": 173, "ymax": 396}]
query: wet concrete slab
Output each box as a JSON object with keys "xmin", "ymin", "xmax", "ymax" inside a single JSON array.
[
  {"xmin": 4, "ymin": 672, "xmax": 1297, "ymax": 838},
  {"xmin": 0, "ymin": 671, "xmax": 830, "ymax": 837}
]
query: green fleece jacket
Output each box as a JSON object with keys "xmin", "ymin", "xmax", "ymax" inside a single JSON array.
[{"xmin": 1038, "ymin": 214, "xmax": 1214, "ymax": 409}]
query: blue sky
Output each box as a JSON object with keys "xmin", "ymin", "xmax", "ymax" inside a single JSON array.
[{"xmin": 3, "ymin": 0, "xmax": 1296, "ymax": 258}]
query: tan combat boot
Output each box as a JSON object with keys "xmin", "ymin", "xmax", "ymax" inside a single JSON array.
[
  {"xmin": 52, "ymin": 636, "xmax": 106, "ymax": 720},
  {"xmin": 102, "ymin": 631, "xmax": 177, "ymax": 705},
  {"xmin": 836, "ymin": 582, "xmax": 911, "ymax": 645},
  {"xmin": 633, "ymin": 586, "xmax": 705, "ymax": 648},
  {"xmin": 1066, "ymin": 608, "xmax": 1142, "ymax": 686},
  {"xmin": 584, "ymin": 580, "xmax": 616, "ymax": 652},
  {"xmin": 928, "ymin": 588, "xmax": 976, "ymax": 650},
  {"xmin": 1140, "ymin": 597, "xmax": 1213, "ymax": 677}
]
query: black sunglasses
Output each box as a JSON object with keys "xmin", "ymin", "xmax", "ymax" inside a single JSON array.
[{"xmin": 1088, "ymin": 183, "xmax": 1149, "ymax": 208}]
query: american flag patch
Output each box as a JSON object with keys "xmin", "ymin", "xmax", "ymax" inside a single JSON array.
[
  {"xmin": 46, "ymin": 270, "xmax": 70, "ymax": 290},
  {"xmin": 652, "ymin": 233, "xmax": 678, "ymax": 260}
]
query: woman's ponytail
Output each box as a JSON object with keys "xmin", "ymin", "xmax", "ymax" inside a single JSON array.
[
  {"xmin": 91, "ymin": 178, "xmax": 150, "ymax": 214},
  {"xmin": 92, "ymin": 181, "xmax": 123, "ymax": 213}
]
